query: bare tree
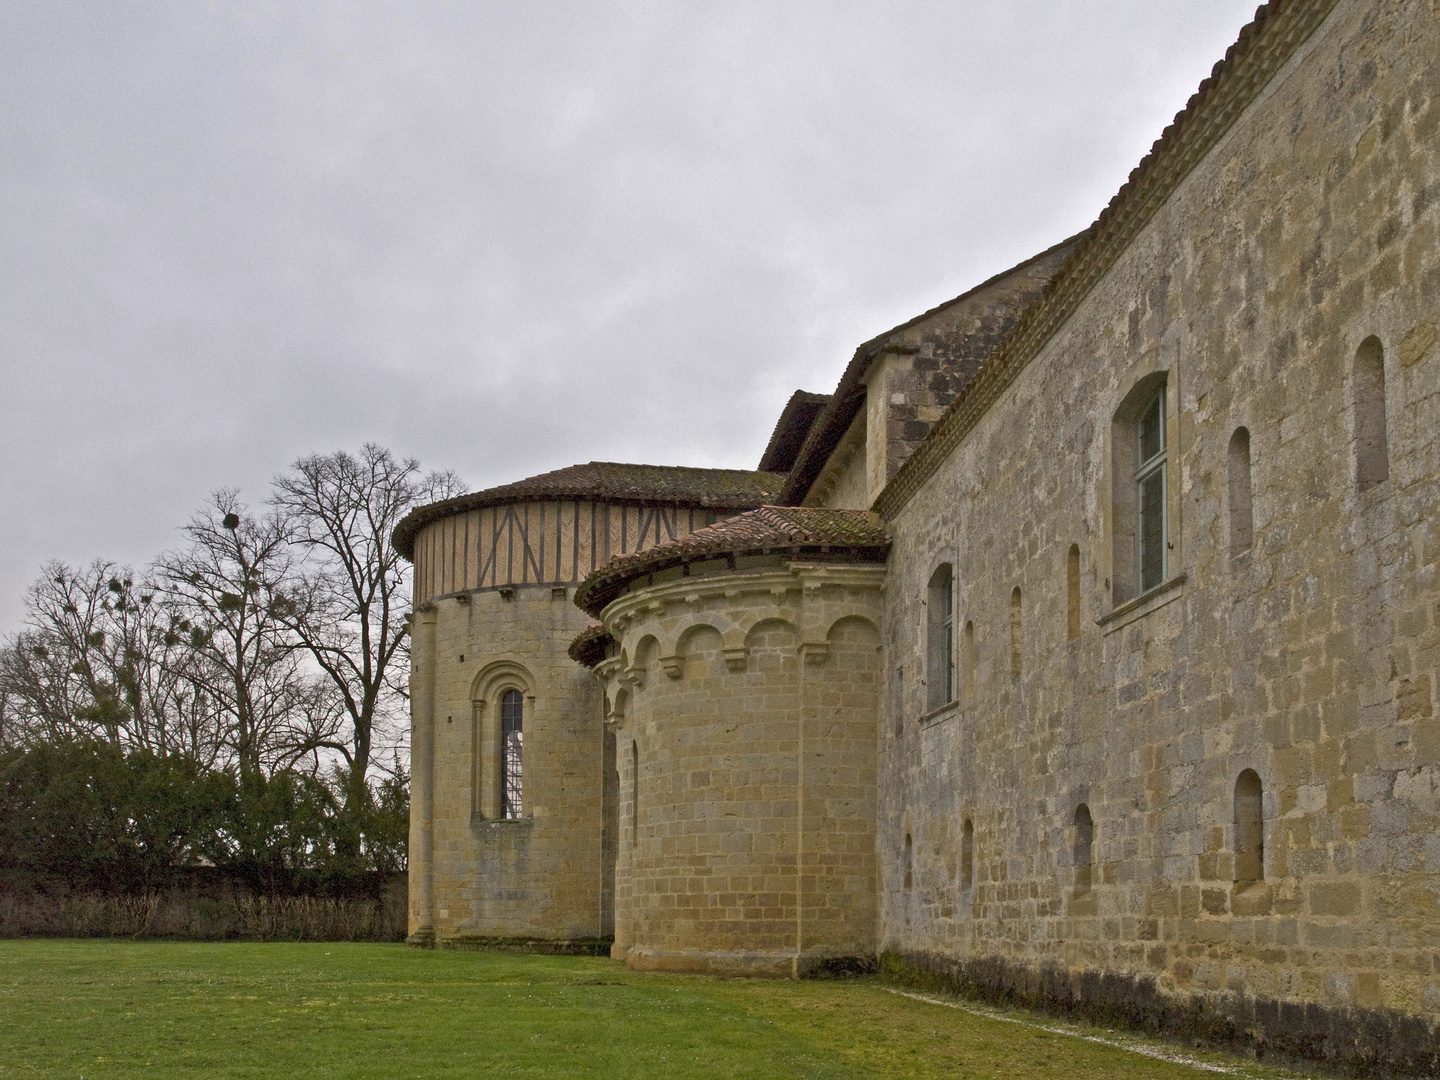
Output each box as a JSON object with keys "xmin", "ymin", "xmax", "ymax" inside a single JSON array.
[
  {"xmin": 0, "ymin": 561, "xmax": 227, "ymax": 764},
  {"xmin": 269, "ymin": 445, "xmax": 462, "ymax": 808},
  {"xmin": 157, "ymin": 492, "xmax": 339, "ymax": 779}
]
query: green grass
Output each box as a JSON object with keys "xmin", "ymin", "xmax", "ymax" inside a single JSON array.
[{"xmin": 0, "ymin": 942, "xmax": 1311, "ymax": 1079}]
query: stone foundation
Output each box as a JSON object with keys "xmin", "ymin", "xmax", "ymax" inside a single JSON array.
[{"xmin": 882, "ymin": 950, "xmax": 1440, "ymax": 1078}]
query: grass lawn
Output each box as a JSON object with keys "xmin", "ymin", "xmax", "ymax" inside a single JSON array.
[{"xmin": 0, "ymin": 942, "xmax": 1313, "ymax": 1079}]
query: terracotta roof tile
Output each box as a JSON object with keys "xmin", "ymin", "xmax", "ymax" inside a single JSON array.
[
  {"xmin": 757, "ymin": 390, "xmax": 830, "ymax": 473},
  {"xmin": 568, "ymin": 623, "xmax": 616, "ymax": 669},
  {"xmin": 575, "ymin": 506, "xmax": 890, "ymax": 615},
  {"xmin": 395, "ymin": 462, "xmax": 785, "ymax": 559}
]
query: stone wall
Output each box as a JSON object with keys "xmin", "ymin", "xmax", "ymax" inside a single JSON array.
[
  {"xmin": 408, "ymin": 584, "xmax": 608, "ymax": 946},
  {"xmin": 599, "ymin": 559, "xmax": 883, "ymax": 975},
  {"xmin": 407, "ymin": 494, "xmax": 780, "ymax": 948},
  {"xmin": 794, "ymin": 240, "xmax": 1076, "ymax": 511},
  {"xmin": 879, "ymin": 0, "xmax": 1439, "ymax": 1040},
  {"xmin": 869, "ymin": 240, "xmax": 1076, "ymax": 493}
]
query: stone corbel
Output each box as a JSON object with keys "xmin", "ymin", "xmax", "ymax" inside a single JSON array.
[
  {"xmin": 721, "ymin": 646, "xmax": 749, "ymax": 672},
  {"xmin": 593, "ymin": 656, "xmax": 623, "ymax": 682},
  {"xmin": 799, "ymin": 641, "xmax": 829, "ymax": 666},
  {"xmin": 659, "ymin": 655, "xmax": 684, "ymax": 680},
  {"xmin": 621, "ymin": 665, "xmax": 645, "ymax": 690}
]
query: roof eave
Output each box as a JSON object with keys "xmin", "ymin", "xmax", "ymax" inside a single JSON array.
[{"xmin": 778, "ymin": 232, "xmax": 1087, "ymax": 507}]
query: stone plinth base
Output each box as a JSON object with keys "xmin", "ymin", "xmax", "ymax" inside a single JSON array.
[{"xmin": 625, "ymin": 945, "xmax": 798, "ymax": 977}]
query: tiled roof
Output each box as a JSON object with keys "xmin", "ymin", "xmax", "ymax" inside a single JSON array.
[
  {"xmin": 875, "ymin": 0, "xmax": 1339, "ymax": 518},
  {"xmin": 575, "ymin": 506, "xmax": 890, "ymax": 615},
  {"xmin": 568, "ymin": 623, "xmax": 616, "ymax": 669},
  {"xmin": 778, "ymin": 233, "xmax": 1081, "ymax": 507},
  {"xmin": 757, "ymin": 390, "xmax": 830, "ymax": 473},
  {"xmin": 394, "ymin": 462, "xmax": 785, "ymax": 559}
]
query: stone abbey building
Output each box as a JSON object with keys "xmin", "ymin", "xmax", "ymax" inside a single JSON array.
[{"xmin": 396, "ymin": 0, "xmax": 1440, "ymax": 1070}]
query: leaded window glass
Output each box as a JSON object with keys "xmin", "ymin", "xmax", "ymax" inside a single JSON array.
[
  {"xmin": 926, "ymin": 564, "xmax": 954, "ymax": 709},
  {"xmin": 1135, "ymin": 393, "xmax": 1166, "ymax": 593},
  {"xmin": 500, "ymin": 689, "xmax": 523, "ymax": 819}
]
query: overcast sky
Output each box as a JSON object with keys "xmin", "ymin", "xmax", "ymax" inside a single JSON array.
[{"xmin": 1, "ymin": 1, "xmax": 1262, "ymax": 632}]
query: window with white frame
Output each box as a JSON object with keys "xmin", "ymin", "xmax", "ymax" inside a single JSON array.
[
  {"xmin": 1135, "ymin": 391, "xmax": 1167, "ymax": 593},
  {"xmin": 1108, "ymin": 371, "xmax": 1169, "ymax": 606}
]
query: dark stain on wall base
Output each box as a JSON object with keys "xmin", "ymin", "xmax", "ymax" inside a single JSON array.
[
  {"xmin": 436, "ymin": 935, "xmax": 613, "ymax": 956},
  {"xmin": 879, "ymin": 951, "xmax": 1440, "ymax": 1080},
  {"xmin": 798, "ymin": 953, "xmax": 879, "ymax": 979}
]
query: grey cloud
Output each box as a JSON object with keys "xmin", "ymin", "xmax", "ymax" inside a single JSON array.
[{"xmin": 0, "ymin": 0, "xmax": 1260, "ymax": 630}]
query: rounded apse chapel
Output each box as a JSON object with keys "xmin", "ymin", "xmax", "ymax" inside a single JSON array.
[
  {"xmin": 573, "ymin": 505, "xmax": 891, "ymax": 976},
  {"xmin": 395, "ymin": 460, "xmax": 782, "ymax": 948}
]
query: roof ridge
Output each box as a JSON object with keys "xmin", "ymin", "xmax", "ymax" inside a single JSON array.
[
  {"xmin": 777, "ymin": 234, "xmax": 1083, "ymax": 506},
  {"xmin": 874, "ymin": 0, "xmax": 1340, "ymax": 519}
]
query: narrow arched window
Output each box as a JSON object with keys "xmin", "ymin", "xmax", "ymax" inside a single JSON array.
[
  {"xmin": 630, "ymin": 740, "xmax": 640, "ymax": 846},
  {"xmin": 1136, "ymin": 390, "xmax": 1167, "ymax": 591},
  {"xmin": 500, "ymin": 689, "xmax": 523, "ymax": 819},
  {"xmin": 926, "ymin": 564, "xmax": 954, "ymax": 709},
  {"xmin": 1354, "ymin": 336, "xmax": 1389, "ymax": 492},
  {"xmin": 1073, "ymin": 804, "xmax": 1093, "ymax": 896},
  {"xmin": 894, "ymin": 665, "xmax": 905, "ymax": 738},
  {"xmin": 960, "ymin": 818, "xmax": 974, "ymax": 889},
  {"xmin": 1009, "ymin": 587, "xmax": 1022, "ymax": 677},
  {"xmin": 903, "ymin": 833, "xmax": 913, "ymax": 890},
  {"xmin": 1066, "ymin": 544, "xmax": 1081, "ymax": 641},
  {"xmin": 1228, "ymin": 427, "xmax": 1254, "ymax": 554},
  {"xmin": 963, "ymin": 620, "xmax": 977, "ymax": 699},
  {"xmin": 1234, "ymin": 770, "xmax": 1264, "ymax": 887}
]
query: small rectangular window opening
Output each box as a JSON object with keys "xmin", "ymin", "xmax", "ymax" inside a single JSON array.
[
  {"xmin": 960, "ymin": 819, "xmax": 974, "ymax": 890},
  {"xmin": 1066, "ymin": 544, "xmax": 1081, "ymax": 640},
  {"xmin": 926, "ymin": 565, "xmax": 955, "ymax": 709},
  {"xmin": 894, "ymin": 666, "xmax": 904, "ymax": 737},
  {"xmin": 963, "ymin": 620, "xmax": 977, "ymax": 699},
  {"xmin": 1073, "ymin": 804, "xmax": 1093, "ymax": 898},
  {"xmin": 1354, "ymin": 336, "xmax": 1389, "ymax": 492},
  {"xmin": 1009, "ymin": 587, "xmax": 1022, "ymax": 676},
  {"xmin": 1228, "ymin": 427, "xmax": 1254, "ymax": 555},
  {"xmin": 630, "ymin": 740, "xmax": 640, "ymax": 846},
  {"xmin": 1234, "ymin": 769, "xmax": 1264, "ymax": 888}
]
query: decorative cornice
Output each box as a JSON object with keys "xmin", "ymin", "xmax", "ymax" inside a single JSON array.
[
  {"xmin": 600, "ymin": 562, "xmax": 888, "ymax": 629},
  {"xmin": 874, "ymin": 0, "xmax": 1340, "ymax": 520},
  {"xmin": 575, "ymin": 505, "xmax": 889, "ymax": 616}
]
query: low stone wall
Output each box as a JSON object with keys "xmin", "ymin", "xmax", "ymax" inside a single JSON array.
[
  {"xmin": 880, "ymin": 950, "xmax": 1440, "ymax": 1079},
  {"xmin": 0, "ymin": 876, "xmax": 407, "ymax": 942}
]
